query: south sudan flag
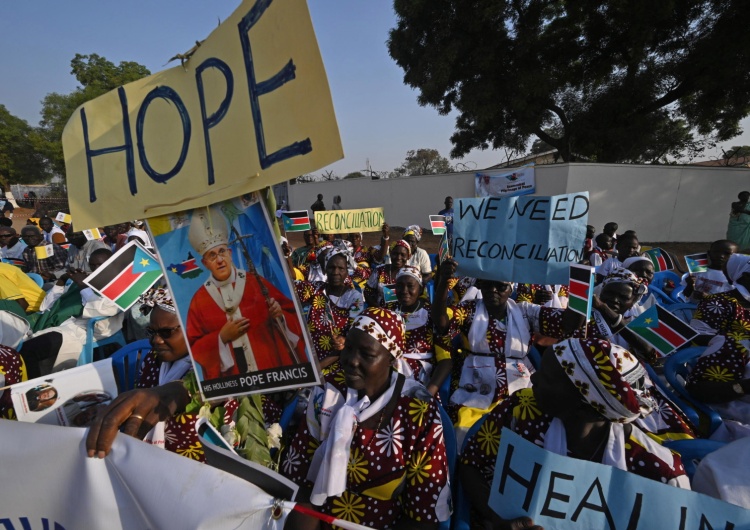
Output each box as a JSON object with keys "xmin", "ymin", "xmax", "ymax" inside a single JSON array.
[
  {"xmin": 84, "ymin": 241, "xmax": 163, "ymax": 310},
  {"xmin": 568, "ymin": 264, "xmax": 595, "ymax": 319},
  {"xmin": 644, "ymin": 247, "xmax": 674, "ymax": 272},
  {"xmin": 625, "ymin": 304, "xmax": 698, "ymax": 357},
  {"xmin": 282, "ymin": 210, "xmax": 311, "ymax": 232},
  {"xmin": 685, "ymin": 253, "xmax": 709, "ymax": 274}
]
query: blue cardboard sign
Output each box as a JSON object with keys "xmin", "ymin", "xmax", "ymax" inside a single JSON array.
[
  {"xmin": 452, "ymin": 192, "xmax": 589, "ymax": 285},
  {"xmin": 490, "ymin": 429, "xmax": 750, "ymax": 529}
]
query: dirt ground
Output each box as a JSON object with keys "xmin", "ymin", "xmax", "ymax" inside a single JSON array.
[{"xmin": 284, "ymin": 227, "xmax": 709, "ymax": 275}]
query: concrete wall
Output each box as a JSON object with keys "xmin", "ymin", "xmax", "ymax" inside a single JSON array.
[{"xmin": 287, "ymin": 163, "xmax": 749, "ymax": 242}]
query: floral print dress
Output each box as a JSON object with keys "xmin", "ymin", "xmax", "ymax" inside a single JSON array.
[
  {"xmin": 281, "ymin": 371, "xmax": 452, "ymax": 529},
  {"xmin": 0, "ymin": 346, "xmax": 26, "ymax": 419}
]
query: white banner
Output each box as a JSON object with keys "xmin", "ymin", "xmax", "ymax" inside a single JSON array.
[
  {"xmin": 475, "ymin": 165, "xmax": 535, "ymax": 197},
  {"xmin": 0, "ymin": 421, "xmax": 288, "ymax": 529}
]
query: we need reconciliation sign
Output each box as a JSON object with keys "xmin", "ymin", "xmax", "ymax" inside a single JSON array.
[{"xmin": 452, "ymin": 192, "xmax": 589, "ymax": 285}]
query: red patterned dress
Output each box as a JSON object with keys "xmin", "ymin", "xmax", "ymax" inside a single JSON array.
[
  {"xmin": 136, "ymin": 353, "xmax": 281, "ymax": 463},
  {"xmin": 0, "ymin": 346, "xmax": 26, "ymax": 419},
  {"xmin": 516, "ymin": 284, "xmax": 570, "ymax": 307},
  {"xmin": 281, "ymin": 371, "xmax": 452, "ymax": 529},
  {"xmin": 462, "ymin": 388, "xmax": 690, "ymax": 491},
  {"xmin": 295, "ymin": 281, "xmax": 364, "ymax": 363}
]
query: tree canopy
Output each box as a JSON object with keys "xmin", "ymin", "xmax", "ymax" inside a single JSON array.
[
  {"xmin": 388, "ymin": 0, "xmax": 750, "ymax": 163},
  {"xmin": 0, "ymin": 105, "xmax": 50, "ymax": 185},
  {"xmin": 39, "ymin": 54, "xmax": 150, "ymax": 176},
  {"xmin": 392, "ymin": 148, "xmax": 453, "ymax": 177}
]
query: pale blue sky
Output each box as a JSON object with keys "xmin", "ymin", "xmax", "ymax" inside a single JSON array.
[{"xmin": 0, "ymin": 1, "xmax": 747, "ymax": 179}]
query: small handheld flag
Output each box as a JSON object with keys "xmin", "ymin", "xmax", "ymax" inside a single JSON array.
[
  {"xmin": 625, "ymin": 304, "xmax": 698, "ymax": 357},
  {"xmin": 685, "ymin": 253, "xmax": 709, "ymax": 274},
  {"xmin": 438, "ymin": 233, "xmax": 451, "ymax": 263},
  {"xmin": 644, "ymin": 248, "xmax": 674, "ymax": 272},
  {"xmin": 83, "ymin": 228, "xmax": 103, "ymax": 241},
  {"xmin": 35, "ymin": 244, "xmax": 54, "ymax": 260},
  {"xmin": 55, "ymin": 212, "xmax": 72, "ymax": 224},
  {"xmin": 429, "ymin": 215, "xmax": 446, "ymax": 235},
  {"xmin": 281, "ymin": 210, "xmax": 311, "ymax": 232},
  {"xmin": 84, "ymin": 241, "xmax": 163, "ymax": 310},
  {"xmin": 383, "ymin": 284, "xmax": 398, "ymax": 304},
  {"xmin": 568, "ymin": 264, "xmax": 595, "ymax": 321}
]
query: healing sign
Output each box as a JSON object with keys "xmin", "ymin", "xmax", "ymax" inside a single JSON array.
[
  {"xmin": 452, "ymin": 192, "xmax": 589, "ymax": 285},
  {"xmin": 63, "ymin": 0, "xmax": 342, "ymax": 229}
]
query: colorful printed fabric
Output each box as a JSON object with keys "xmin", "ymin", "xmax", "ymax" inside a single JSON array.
[
  {"xmin": 281, "ymin": 370, "xmax": 451, "ymax": 529},
  {"xmin": 352, "ymin": 245, "xmax": 371, "ymax": 265},
  {"xmin": 137, "ymin": 287, "xmax": 176, "ymax": 315},
  {"xmin": 351, "ymin": 307, "xmax": 406, "ymax": 359},
  {"xmin": 136, "ymin": 352, "xmax": 282, "ymax": 464},
  {"xmin": 687, "ymin": 290, "xmax": 750, "ymax": 384},
  {"xmin": 295, "ymin": 281, "xmax": 364, "ymax": 362},
  {"xmin": 364, "ymin": 264, "xmax": 399, "ymax": 307},
  {"xmin": 0, "ymin": 346, "xmax": 26, "ymax": 419},
  {"xmin": 516, "ymin": 284, "xmax": 569, "ymax": 304},
  {"xmin": 461, "ymin": 388, "xmax": 689, "ymax": 488}
]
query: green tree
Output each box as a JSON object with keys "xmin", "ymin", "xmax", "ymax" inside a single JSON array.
[
  {"xmin": 388, "ymin": 0, "xmax": 750, "ymax": 163},
  {"xmin": 343, "ymin": 171, "xmax": 366, "ymax": 179},
  {"xmin": 0, "ymin": 105, "xmax": 51, "ymax": 185},
  {"xmin": 392, "ymin": 148, "xmax": 453, "ymax": 177},
  {"xmin": 39, "ymin": 54, "xmax": 150, "ymax": 176},
  {"xmin": 725, "ymin": 146, "xmax": 750, "ymax": 158}
]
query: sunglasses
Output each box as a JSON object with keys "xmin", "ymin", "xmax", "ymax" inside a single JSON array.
[{"xmin": 146, "ymin": 325, "xmax": 181, "ymax": 340}]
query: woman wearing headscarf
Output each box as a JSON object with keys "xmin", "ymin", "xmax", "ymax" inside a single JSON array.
[
  {"xmin": 619, "ymin": 256, "xmax": 657, "ymax": 319},
  {"xmin": 386, "ymin": 265, "xmax": 452, "ymax": 395},
  {"xmin": 295, "ymin": 247, "xmax": 364, "ymax": 369},
  {"xmin": 401, "ymin": 224, "xmax": 433, "ymax": 282},
  {"xmin": 686, "ymin": 254, "xmax": 750, "ymax": 436},
  {"xmin": 281, "ymin": 307, "xmax": 452, "ymax": 529},
  {"xmin": 364, "ymin": 239, "xmax": 412, "ymax": 307},
  {"xmin": 460, "ymin": 338, "xmax": 690, "ymax": 529}
]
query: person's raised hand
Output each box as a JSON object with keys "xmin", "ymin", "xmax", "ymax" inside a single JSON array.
[
  {"xmin": 381, "ymin": 223, "xmax": 390, "ymax": 239},
  {"xmin": 86, "ymin": 382, "xmax": 189, "ymax": 458},
  {"xmin": 220, "ymin": 318, "xmax": 250, "ymax": 344},
  {"xmin": 439, "ymin": 259, "xmax": 458, "ymax": 281}
]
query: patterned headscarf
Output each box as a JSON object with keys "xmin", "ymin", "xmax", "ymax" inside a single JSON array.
[
  {"xmin": 601, "ymin": 269, "xmax": 647, "ymax": 299},
  {"xmin": 325, "ymin": 246, "xmax": 357, "ymax": 272},
  {"xmin": 551, "ymin": 338, "xmax": 655, "ymax": 423},
  {"xmin": 403, "ymin": 225, "xmax": 422, "ymax": 242},
  {"xmin": 392, "ymin": 239, "xmax": 412, "ymax": 258},
  {"xmin": 396, "ymin": 265, "xmax": 422, "ymax": 286},
  {"xmin": 138, "ymin": 287, "xmax": 176, "ymax": 315},
  {"xmin": 351, "ymin": 307, "xmax": 405, "ymax": 359}
]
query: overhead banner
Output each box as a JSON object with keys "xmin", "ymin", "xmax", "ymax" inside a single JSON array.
[
  {"xmin": 314, "ymin": 207, "xmax": 384, "ymax": 234},
  {"xmin": 490, "ymin": 429, "xmax": 750, "ymax": 529},
  {"xmin": 0, "ymin": 420, "xmax": 288, "ymax": 529},
  {"xmin": 63, "ymin": 0, "xmax": 343, "ymax": 229},
  {"xmin": 475, "ymin": 165, "xmax": 535, "ymax": 197},
  {"xmin": 148, "ymin": 192, "xmax": 320, "ymax": 401},
  {"xmin": 452, "ymin": 193, "xmax": 589, "ymax": 285}
]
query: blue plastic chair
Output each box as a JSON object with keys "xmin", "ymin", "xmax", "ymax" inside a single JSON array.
[
  {"xmin": 663, "ymin": 347, "xmax": 723, "ymax": 436},
  {"xmin": 663, "ymin": 439, "xmax": 728, "ymax": 479},
  {"xmin": 644, "ymin": 362, "xmax": 704, "ymax": 435},
  {"xmin": 527, "ymin": 344, "xmax": 543, "ymax": 371},
  {"xmin": 453, "ymin": 414, "xmax": 488, "ymax": 530},
  {"xmin": 429, "ymin": 253, "xmax": 438, "ymax": 270},
  {"xmin": 279, "ymin": 394, "xmax": 300, "ymax": 432},
  {"xmin": 77, "ymin": 316, "xmax": 128, "ymax": 366},
  {"xmin": 26, "ymin": 272, "xmax": 44, "ymax": 288},
  {"xmin": 109, "ymin": 339, "xmax": 152, "ymax": 392},
  {"xmin": 665, "ymin": 302, "xmax": 697, "ymax": 324},
  {"xmin": 437, "ymin": 403, "xmax": 456, "ymax": 530},
  {"xmin": 652, "ymin": 270, "xmax": 681, "ymax": 291}
]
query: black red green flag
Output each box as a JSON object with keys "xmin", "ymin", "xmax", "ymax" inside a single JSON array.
[
  {"xmin": 644, "ymin": 248, "xmax": 674, "ymax": 272},
  {"xmin": 281, "ymin": 210, "xmax": 311, "ymax": 232},
  {"xmin": 625, "ymin": 304, "xmax": 698, "ymax": 357},
  {"xmin": 568, "ymin": 264, "xmax": 595, "ymax": 320}
]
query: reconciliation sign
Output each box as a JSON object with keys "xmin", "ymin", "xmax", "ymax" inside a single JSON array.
[
  {"xmin": 491, "ymin": 429, "xmax": 750, "ymax": 530},
  {"xmin": 452, "ymin": 192, "xmax": 589, "ymax": 285},
  {"xmin": 63, "ymin": 0, "xmax": 343, "ymax": 229},
  {"xmin": 314, "ymin": 207, "xmax": 384, "ymax": 234}
]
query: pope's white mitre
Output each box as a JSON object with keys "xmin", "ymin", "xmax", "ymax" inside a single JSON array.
[{"xmin": 188, "ymin": 207, "xmax": 228, "ymax": 255}]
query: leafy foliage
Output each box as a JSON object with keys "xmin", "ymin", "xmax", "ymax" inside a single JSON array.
[
  {"xmin": 0, "ymin": 105, "xmax": 51, "ymax": 184},
  {"xmin": 392, "ymin": 148, "xmax": 453, "ymax": 177},
  {"xmin": 388, "ymin": 0, "xmax": 750, "ymax": 163},
  {"xmin": 38, "ymin": 54, "xmax": 150, "ymax": 176}
]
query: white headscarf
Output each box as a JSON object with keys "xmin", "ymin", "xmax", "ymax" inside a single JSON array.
[{"xmin": 726, "ymin": 254, "xmax": 750, "ymax": 301}]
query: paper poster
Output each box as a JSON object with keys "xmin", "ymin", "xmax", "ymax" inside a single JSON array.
[
  {"xmin": 475, "ymin": 165, "xmax": 535, "ymax": 197},
  {"xmin": 63, "ymin": 0, "xmax": 343, "ymax": 229},
  {"xmin": 314, "ymin": 207, "xmax": 385, "ymax": 234},
  {"xmin": 490, "ymin": 429, "xmax": 750, "ymax": 529},
  {"xmin": 148, "ymin": 192, "xmax": 319, "ymax": 400},
  {"xmin": 84, "ymin": 240, "xmax": 163, "ymax": 310},
  {"xmin": 11, "ymin": 359, "xmax": 118, "ymax": 427},
  {"xmin": 452, "ymin": 193, "xmax": 589, "ymax": 285}
]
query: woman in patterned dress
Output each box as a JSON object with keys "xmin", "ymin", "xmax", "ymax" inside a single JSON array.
[
  {"xmin": 460, "ymin": 338, "xmax": 690, "ymax": 529},
  {"xmin": 687, "ymin": 254, "xmax": 750, "ymax": 436},
  {"xmin": 387, "ymin": 265, "xmax": 452, "ymax": 395},
  {"xmin": 281, "ymin": 307, "xmax": 452, "ymax": 529},
  {"xmin": 364, "ymin": 239, "xmax": 412, "ymax": 307},
  {"xmin": 296, "ymin": 248, "xmax": 365, "ymax": 369}
]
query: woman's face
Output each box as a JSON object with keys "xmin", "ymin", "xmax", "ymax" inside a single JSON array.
[
  {"xmin": 616, "ymin": 238, "xmax": 640, "ymax": 260},
  {"xmin": 325, "ymin": 255, "xmax": 348, "ymax": 288},
  {"xmin": 390, "ymin": 246, "xmax": 410, "ymax": 269},
  {"xmin": 477, "ymin": 280, "xmax": 512, "ymax": 311},
  {"xmin": 396, "ymin": 275, "xmax": 422, "ymax": 308},
  {"xmin": 149, "ymin": 307, "xmax": 188, "ymax": 362},
  {"xmin": 599, "ymin": 283, "xmax": 637, "ymax": 315},
  {"xmin": 340, "ymin": 328, "xmax": 393, "ymax": 398},
  {"xmin": 404, "ymin": 234, "xmax": 418, "ymax": 253},
  {"xmin": 349, "ymin": 234, "xmax": 362, "ymax": 248},
  {"xmin": 628, "ymin": 261, "xmax": 654, "ymax": 285}
]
